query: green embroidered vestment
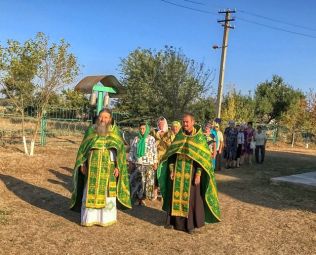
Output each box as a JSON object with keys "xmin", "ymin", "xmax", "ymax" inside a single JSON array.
[
  {"xmin": 70, "ymin": 125, "xmax": 131, "ymax": 210},
  {"xmin": 158, "ymin": 125, "xmax": 221, "ymax": 223}
]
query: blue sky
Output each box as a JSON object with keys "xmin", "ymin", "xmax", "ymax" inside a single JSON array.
[{"xmin": 1, "ymin": 0, "xmax": 315, "ymax": 95}]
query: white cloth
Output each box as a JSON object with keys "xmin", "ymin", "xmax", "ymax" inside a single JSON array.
[
  {"xmin": 109, "ymin": 149, "xmax": 116, "ymax": 161},
  {"xmin": 157, "ymin": 117, "xmax": 168, "ymax": 132},
  {"xmin": 81, "ymin": 185, "xmax": 117, "ymax": 227},
  {"xmin": 254, "ymin": 132, "xmax": 267, "ymax": 146},
  {"xmin": 237, "ymin": 132, "xmax": 245, "ymax": 145},
  {"xmin": 128, "ymin": 135, "xmax": 158, "ymax": 165}
]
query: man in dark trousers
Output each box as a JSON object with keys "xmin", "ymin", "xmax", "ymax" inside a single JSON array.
[{"xmin": 158, "ymin": 112, "xmax": 221, "ymax": 234}]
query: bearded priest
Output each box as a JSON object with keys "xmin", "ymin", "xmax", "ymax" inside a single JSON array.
[{"xmin": 70, "ymin": 108, "xmax": 131, "ymax": 227}]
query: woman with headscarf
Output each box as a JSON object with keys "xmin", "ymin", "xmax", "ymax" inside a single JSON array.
[
  {"xmin": 170, "ymin": 121, "xmax": 181, "ymax": 141},
  {"xmin": 150, "ymin": 116, "xmax": 173, "ymax": 199},
  {"xmin": 129, "ymin": 122, "xmax": 158, "ymax": 205}
]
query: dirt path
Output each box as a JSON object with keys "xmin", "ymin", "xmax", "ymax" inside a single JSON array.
[{"xmin": 0, "ymin": 140, "xmax": 315, "ymax": 255}]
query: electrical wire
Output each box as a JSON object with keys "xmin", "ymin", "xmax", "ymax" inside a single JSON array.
[
  {"xmin": 237, "ymin": 17, "xmax": 316, "ymax": 39},
  {"xmin": 160, "ymin": 0, "xmax": 217, "ymax": 15},
  {"xmin": 183, "ymin": 0, "xmax": 204, "ymax": 5},
  {"xmin": 238, "ymin": 9, "xmax": 316, "ymax": 32},
  {"xmin": 178, "ymin": 0, "xmax": 316, "ymax": 32},
  {"xmin": 161, "ymin": 0, "xmax": 316, "ymax": 39}
]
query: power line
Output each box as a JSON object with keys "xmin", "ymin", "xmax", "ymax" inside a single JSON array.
[
  {"xmin": 179, "ymin": 0, "xmax": 316, "ymax": 32},
  {"xmin": 160, "ymin": 0, "xmax": 217, "ymax": 15},
  {"xmin": 237, "ymin": 17, "xmax": 316, "ymax": 39},
  {"xmin": 238, "ymin": 9, "xmax": 316, "ymax": 32},
  {"xmin": 160, "ymin": 0, "xmax": 316, "ymax": 39},
  {"xmin": 183, "ymin": 0, "xmax": 204, "ymax": 5}
]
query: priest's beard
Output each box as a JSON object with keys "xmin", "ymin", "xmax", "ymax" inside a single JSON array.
[{"xmin": 95, "ymin": 119, "xmax": 111, "ymax": 136}]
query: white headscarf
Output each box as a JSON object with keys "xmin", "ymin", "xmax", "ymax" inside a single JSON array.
[{"xmin": 157, "ymin": 116, "xmax": 168, "ymax": 132}]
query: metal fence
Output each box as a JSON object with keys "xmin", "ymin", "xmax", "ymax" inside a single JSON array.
[
  {"xmin": 0, "ymin": 105, "xmax": 130, "ymax": 145},
  {"xmin": 0, "ymin": 105, "xmax": 315, "ymax": 147}
]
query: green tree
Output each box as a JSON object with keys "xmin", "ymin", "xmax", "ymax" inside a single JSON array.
[
  {"xmin": 280, "ymin": 96, "xmax": 308, "ymax": 147},
  {"xmin": 60, "ymin": 89, "xmax": 89, "ymax": 109},
  {"xmin": 189, "ymin": 97, "xmax": 216, "ymax": 124},
  {"xmin": 0, "ymin": 39, "xmax": 39, "ymax": 105},
  {"xmin": 254, "ymin": 75, "xmax": 303, "ymax": 123},
  {"xmin": 305, "ymin": 89, "xmax": 316, "ymax": 137},
  {"xmin": 221, "ymin": 89, "xmax": 256, "ymax": 124},
  {"xmin": 221, "ymin": 91, "xmax": 237, "ymax": 123},
  {"xmin": 0, "ymin": 32, "xmax": 79, "ymax": 155},
  {"xmin": 0, "ymin": 37, "xmax": 42, "ymax": 153},
  {"xmin": 118, "ymin": 46, "xmax": 213, "ymax": 122}
]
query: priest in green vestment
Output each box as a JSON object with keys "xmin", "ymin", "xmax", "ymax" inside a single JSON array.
[
  {"xmin": 158, "ymin": 112, "xmax": 221, "ymax": 234},
  {"xmin": 70, "ymin": 108, "xmax": 131, "ymax": 227}
]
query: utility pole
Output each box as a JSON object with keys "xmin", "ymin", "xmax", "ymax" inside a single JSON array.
[{"xmin": 215, "ymin": 9, "xmax": 235, "ymax": 118}]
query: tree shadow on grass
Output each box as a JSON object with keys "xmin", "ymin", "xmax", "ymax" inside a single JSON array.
[
  {"xmin": 50, "ymin": 136, "xmax": 79, "ymax": 144},
  {"xmin": 120, "ymin": 204, "xmax": 166, "ymax": 227},
  {"xmin": 47, "ymin": 167, "xmax": 167, "ymax": 225},
  {"xmin": 6, "ymin": 165, "xmax": 167, "ymax": 227},
  {"xmin": 47, "ymin": 168, "xmax": 72, "ymax": 192},
  {"xmin": 216, "ymin": 150, "xmax": 316, "ymax": 213},
  {"xmin": 0, "ymin": 173, "xmax": 80, "ymax": 224}
]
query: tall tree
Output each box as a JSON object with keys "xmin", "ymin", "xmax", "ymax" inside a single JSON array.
[
  {"xmin": 60, "ymin": 89, "xmax": 89, "ymax": 109},
  {"xmin": 254, "ymin": 75, "xmax": 303, "ymax": 123},
  {"xmin": 221, "ymin": 88, "xmax": 256, "ymax": 124},
  {"xmin": 118, "ymin": 46, "xmax": 213, "ymax": 122},
  {"xmin": 280, "ymin": 96, "xmax": 308, "ymax": 147},
  {"xmin": 0, "ymin": 32, "xmax": 79, "ymax": 155},
  {"xmin": 305, "ymin": 89, "xmax": 316, "ymax": 137},
  {"xmin": 189, "ymin": 96, "xmax": 216, "ymax": 124},
  {"xmin": 0, "ymin": 37, "xmax": 41, "ymax": 153}
]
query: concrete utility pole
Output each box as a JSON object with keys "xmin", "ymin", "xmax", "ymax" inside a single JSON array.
[{"xmin": 216, "ymin": 9, "xmax": 235, "ymax": 118}]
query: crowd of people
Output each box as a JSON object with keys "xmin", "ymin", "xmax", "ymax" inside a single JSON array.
[
  {"xmin": 203, "ymin": 120, "xmax": 267, "ymax": 171},
  {"xmin": 70, "ymin": 108, "xmax": 267, "ymax": 234}
]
